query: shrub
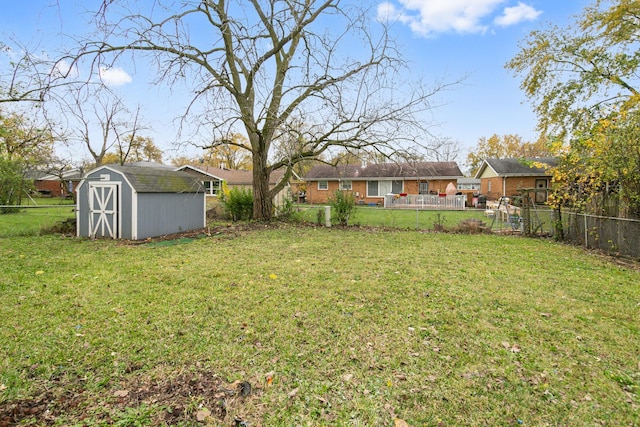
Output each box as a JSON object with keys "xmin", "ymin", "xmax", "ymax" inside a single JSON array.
[
  {"xmin": 0, "ymin": 158, "xmax": 31, "ymax": 214},
  {"xmin": 275, "ymin": 194, "xmax": 304, "ymax": 222},
  {"xmin": 316, "ymin": 207, "xmax": 325, "ymax": 226},
  {"xmin": 329, "ymin": 190, "xmax": 356, "ymax": 226},
  {"xmin": 219, "ymin": 182, "xmax": 253, "ymax": 221}
]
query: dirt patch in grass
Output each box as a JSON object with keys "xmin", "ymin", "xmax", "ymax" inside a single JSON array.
[
  {"xmin": 126, "ymin": 222, "xmax": 291, "ymax": 245},
  {"xmin": 0, "ymin": 367, "xmax": 262, "ymax": 426}
]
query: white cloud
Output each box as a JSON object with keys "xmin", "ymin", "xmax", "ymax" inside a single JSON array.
[
  {"xmin": 495, "ymin": 2, "xmax": 542, "ymax": 26},
  {"xmin": 51, "ymin": 59, "xmax": 79, "ymax": 79},
  {"xmin": 377, "ymin": 0, "xmax": 541, "ymax": 37},
  {"xmin": 99, "ymin": 66, "xmax": 132, "ymax": 86}
]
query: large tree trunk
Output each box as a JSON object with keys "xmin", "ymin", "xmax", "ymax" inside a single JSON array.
[{"xmin": 252, "ymin": 150, "xmax": 273, "ymax": 221}]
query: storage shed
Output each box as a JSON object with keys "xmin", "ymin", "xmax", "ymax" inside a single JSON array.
[{"xmin": 76, "ymin": 164, "xmax": 205, "ymax": 240}]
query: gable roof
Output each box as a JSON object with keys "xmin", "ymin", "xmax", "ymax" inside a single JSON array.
[
  {"xmin": 475, "ymin": 157, "xmax": 557, "ymax": 179},
  {"xmin": 32, "ymin": 168, "xmax": 84, "ymax": 181},
  {"xmin": 304, "ymin": 162, "xmax": 464, "ymax": 180},
  {"xmin": 457, "ymin": 177, "xmax": 480, "ymax": 185},
  {"xmin": 89, "ymin": 165, "xmax": 203, "ymax": 193},
  {"xmin": 177, "ymin": 165, "xmax": 284, "ymax": 186}
]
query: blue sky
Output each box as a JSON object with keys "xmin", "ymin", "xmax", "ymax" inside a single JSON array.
[{"xmin": 1, "ymin": 0, "xmax": 592, "ymax": 164}]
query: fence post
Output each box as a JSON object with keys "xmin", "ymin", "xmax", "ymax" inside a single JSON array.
[
  {"xmin": 325, "ymin": 205, "xmax": 331, "ymax": 227},
  {"xmin": 584, "ymin": 213, "xmax": 588, "ymax": 247},
  {"xmin": 522, "ymin": 194, "xmax": 531, "ymax": 235},
  {"xmin": 554, "ymin": 208, "xmax": 563, "ymax": 241}
]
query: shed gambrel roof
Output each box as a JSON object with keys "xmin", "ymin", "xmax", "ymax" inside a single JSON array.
[
  {"xmin": 95, "ymin": 165, "xmax": 203, "ymax": 193},
  {"xmin": 304, "ymin": 162, "xmax": 464, "ymax": 180},
  {"xmin": 475, "ymin": 157, "xmax": 558, "ymax": 179}
]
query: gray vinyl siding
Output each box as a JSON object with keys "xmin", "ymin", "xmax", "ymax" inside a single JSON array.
[
  {"xmin": 136, "ymin": 193, "xmax": 205, "ymax": 240},
  {"xmin": 77, "ymin": 165, "xmax": 205, "ymax": 240}
]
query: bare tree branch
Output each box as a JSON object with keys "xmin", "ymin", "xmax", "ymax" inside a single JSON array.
[{"xmin": 66, "ymin": 0, "xmax": 457, "ymax": 219}]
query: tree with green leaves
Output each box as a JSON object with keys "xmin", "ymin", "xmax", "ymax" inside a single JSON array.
[
  {"xmin": 111, "ymin": 135, "xmax": 163, "ymax": 165},
  {"xmin": 0, "ymin": 109, "xmax": 54, "ymax": 166},
  {"xmin": 0, "ymin": 108, "xmax": 57, "ymax": 210},
  {"xmin": 547, "ymin": 109, "xmax": 640, "ymax": 218},
  {"xmin": 0, "ymin": 157, "xmax": 31, "ymax": 213},
  {"xmin": 68, "ymin": 0, "xmax": 454, "ymax": 220},
  {"xmin": 507, "ymin": 0, "xmax": 640, "ymax": 218},
  {"xmin": 202, "ymin": 133, "xmax": 252, "ymax": 171},
  {"xmin": 506, "ymin": 0, "xmax": 640, "ymax": 139},
  {"xmin": 466, "ymin": 134, "xmax": 551, "ymax": 176}
]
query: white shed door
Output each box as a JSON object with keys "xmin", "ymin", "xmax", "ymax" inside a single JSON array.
[{"xmin": 89, "ymin": 183, "xmax": 119, "ymax": 238}]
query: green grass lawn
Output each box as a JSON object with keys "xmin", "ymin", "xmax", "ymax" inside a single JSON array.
[
  {"xmin": 300, "ymin": 205, "xmax": 487, "ymax": 228},
  {"xmin": 0, "ymin": 200, "xmax": 552, "ymax": 238},
  {"xmin": 298, "ymin": 204, "xmax": 555, "ymax": 233},
  {"xmin": 1, "ymin": 227, "xmax": 638, "ymax": 425},
  {"xmin": 0, "ymin": 205, "xmax": 76, "ymax": 237}
]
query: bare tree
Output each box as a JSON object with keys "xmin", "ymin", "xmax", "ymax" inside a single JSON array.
[
  {"xmin": 1, "ymin": 39, "xmax": 77, "ymax": 105},
  {"xmin": 55, "ymin": 85, "xmax": 145, "ymax": 167},
  {"xmin": 423, "ymin": 136, "xmax": 461, "ymax": 162},
  {"xmin": 70, "ymin": 0, "xmax": 455, "ymax": 220}
]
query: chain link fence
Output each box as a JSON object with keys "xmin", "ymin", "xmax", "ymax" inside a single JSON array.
[
  {"xmin": 559, "ymin": 211, "xmax": 640, "ymax": 259},
  {"xmin": 300, "ymin": 204, "xmax": 544, "ymax": 233}
]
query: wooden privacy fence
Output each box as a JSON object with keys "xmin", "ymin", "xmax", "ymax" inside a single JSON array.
[
  {"xmin": 559, "ymin": 211, "xmax": 640, "ymax": 259},
  {"xmin": 384, "ymin": 194, "xmax": 466, "ymax": 210}
]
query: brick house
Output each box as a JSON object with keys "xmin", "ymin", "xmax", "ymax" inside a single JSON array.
[
  {"xmin": 474, "ymin": 158, "xmax": 557, "ymax": 204},
  {"xmin": 177, "ymin": 165, "xmax": 286, "ymax": 195},
  {"xmin": 303, "ymin": 162, "xmax": 464, "ymax": 205},
  {"xmin": 32, "ymin": 168, "xmax": 83, "ymax": 198},
  {"xmin": 176, "ymin": 164, "xmax": 292, "ymax": 208}
]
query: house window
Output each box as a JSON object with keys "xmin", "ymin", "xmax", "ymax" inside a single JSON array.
[
  {"xmin": 367, "ymin": 181, "xmax": 378, "ymax": 196},
  {"xmin": 318, "ymin": 181, "xmax": 328, "ymax": 190},
  {"xmin": 419, "ymin": 182, "xmax": 429, "ymax": 194},
  {"xmin": 535, "ymin": 179, "xmax": 548, "ymax": 204},
  {"xmin": 204, "ymin": 180, "xmax": 221, "ymax": 195},
  {"xmin": 367, "ymin": 180, "xmax": 403, "ymax": 197},
  {"xmin": 488, "ymin": 181, "xmax": 492, "ymax": 193},
  {"xmin": 340, "ymin": 180, "xmax": 352, "ymax": 191}
]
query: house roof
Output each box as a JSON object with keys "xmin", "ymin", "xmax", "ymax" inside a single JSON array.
[
  {"xmin": 475, "ymin": 157, "xmax": 557, "ymax": 179},
  {"xmin": 28, "ymin": 168, "xmax": 84, "ymax": 181},
  {"xmin": 457, "ymin": 177, "xmax": 480, "ymax": 185},
  {"xmin": 178, "ymin": 165, "xmax": 284, "ymax": 186},
  {"xmin": 126, "ymin": 161, "xmax": 176, "ymax": 170},
  {"xmin": 89, "ymin": 165, "xmax": 203, "ymax": 193},
  {"xmin": 303, "ymin": 162, "xmax": 464, "ymax": 180}
]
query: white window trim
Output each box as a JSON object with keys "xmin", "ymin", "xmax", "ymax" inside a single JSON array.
[
  {"xmin": 204, "ymin": 180, "xmax": 221, "ymax": 196},
  {"xmin": 366, "ymin": 180, "xmax": 403, "ymax": 197},
  {"xmin": 340, "ymin": 180, "xmax": 352, "ymax": 191},
  {"xmin": 318, "ymin": 180, "xmax": 328, "ymax": 190}
]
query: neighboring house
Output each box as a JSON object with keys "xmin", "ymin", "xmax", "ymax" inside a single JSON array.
[
  {"xmin": 176, "ymin": 164, "xmax": 289, "ymax": 204},
  {"xmin": 303, "ymin": 162, "xmax": 465, "ymax": 205},
  {"xmin": 32, "ymin": 168, "xmax": 84, "ymax": 198},
  {"xmin": 455, "ymin": 177, "xmax": 481, "ymax": 207},
  {"xmin": 177, "ymin": 165, "xmax": 254, "ymax": 196},
  {"xmin": 474, "ymin": 157, "xmax": 557, "ymax": 204},
  {"xmin": 456, "ymin": 177, "xmax": 481, "ymax": 191},
  {"xmin": 76, "ymin": 164, "xmax": 205, "ymax": 240}
]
